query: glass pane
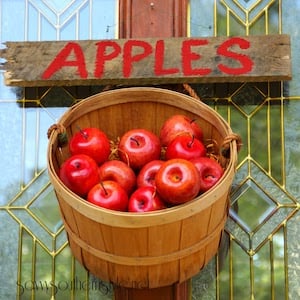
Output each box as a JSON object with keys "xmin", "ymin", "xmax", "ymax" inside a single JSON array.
[{"xmin": 1, "ymin": 1, "xmax": 300, "ymax": 299}]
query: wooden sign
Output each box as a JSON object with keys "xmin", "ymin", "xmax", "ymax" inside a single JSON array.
[{"xmin": 0, "ymin": 34, "xmax": 291, "ymax": 87}]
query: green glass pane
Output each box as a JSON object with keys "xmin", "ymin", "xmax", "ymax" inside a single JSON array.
[
  {"xmin": 287, "ymin": 212, "xmax": 300, "ymax": 300},
  {"xmin": 252, "ymin": 243, "xmax": 272, "ymax": 299},
  {"xmin": 268, "ymin": 1, "xmax": 280, "ymax": 34},
  {"xmin": 9, "ymin": 170, "xmax": 50, "ymax": 207},
  {"xmin": 55, "ymin": 230, "xmax": 68, "ymax": 252},
  {"xmin": 284, "ymin": 100, "xmax": 300, "ymax": 199},
  {"xmin": 249, "ymin": 9, "xmax": 266, "ymax": 35},
  {"xmin": 34, "ymin": 243, "xmax": 54, "ymax": 299},
  {"xmin": 191, "ymin": 259, "xmax": 216, "ymax": 299},
  {"xmin": 233, "ymin": 160, "xmax": 249, "ymax": 189},
  {"xmin": 229, "ymin": 12, "xmax": 247, "ymax": 36},
  {"xmin": 19, "ymin": 229, "xmax": 34, "ymax": 299},
  {"xmin": 272, "ymin": 228, "xmax": 287, "ymax": 299},
  {"xmin": 250, "ymin": 106, "xmax": 268, "ymax": 171},
  {"xmin": 54, "ymin": 247, "xmax": 72, "ymax": 300},
  {"xmin": 29, "ymin": 185, "xmax": 63, "ymax": 234},
  {"xmin": 11, "ymin": 209, "xmax": 53, "ymax": 251},
  {"xmin": 229, "ymin": 105, "xmax": 248, "ymax": 164},
  {"xmin": 216, "ymin": 1, "xmax": 227, "ymax": 36},
  {"xmin": 252, "ymin": 207, "xmax": 294, "ymax": 251},
  {"xmin": 269, "ymin": 101, "xmax": 283, "ymax": 183},
  {"xmin": 231, "ymin": 242, "xmax": 251, "ymax": 299},
  {"xmin": 226, "ymin": 217, "xmax": 250, "ymax": 252},
  {"xmin": 73, "ymin": 259, "xmax": 90, "ymax": 299},
  {"xmin": 251, "ymin": 162, "xmax": 295, "ymax": 206}
]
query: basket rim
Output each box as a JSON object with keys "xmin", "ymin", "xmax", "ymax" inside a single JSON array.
[{"xmin": 47, "ymin": 87, "xmax": 238, "ymax": 228}]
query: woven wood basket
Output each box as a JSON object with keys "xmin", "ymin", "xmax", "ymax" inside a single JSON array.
[{"xmin": 47, "ymin": 87, "xmax": 239, "ymax": 289}]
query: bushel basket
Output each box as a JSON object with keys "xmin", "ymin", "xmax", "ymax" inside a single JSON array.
[{"xmin": 47, "ymin": 87, "xmax": 239, "ymax": 289}]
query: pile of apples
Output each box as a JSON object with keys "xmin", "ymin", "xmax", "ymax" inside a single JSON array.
[{"xmin": 59, "ymin": 115, "xmax": 224, "ymax": 213}]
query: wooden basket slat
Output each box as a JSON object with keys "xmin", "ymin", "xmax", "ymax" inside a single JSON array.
[
  {"xmin": 82, "ymin": 250, "xmax": 110, "ymax": 282},
  {"xmin": 148, "ymin": 221, "xmax": 182, "ymax": 256},
  {"xmin": 179, "ymin": 207, "xmax": 212, "ymax": 248},
  {"xmin": 148, "ymin": 260, "xmax": 179, "ymax": 288},
  {"xmin": 179, "ymin": 250, "xmax": 206, "ymax": 283},
  {"xmin": 56, "ymin": 194, "xmax": 84, "ymax": 264},
  {"xmin": 110, "ymin": 226, "xmax": 149, "ymax": 256},
  {"xmin": 112, "ymin": 264, "xmax": 151, "ymax": 288}
]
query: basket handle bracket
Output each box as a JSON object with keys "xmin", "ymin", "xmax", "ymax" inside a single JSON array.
[{"xmin": 47, "ymin": 123, "xmax": 68, "ymax": 147}]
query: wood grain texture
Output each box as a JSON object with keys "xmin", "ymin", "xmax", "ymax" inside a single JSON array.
[
  {"xmin": 118, "ymin": 0, "xmax": 188, "ymax": 38},
  {"xmin": 0, "ymin": 35, "xmax": 291, "ymax": 87}
]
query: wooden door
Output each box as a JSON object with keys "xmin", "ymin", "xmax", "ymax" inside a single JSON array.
[{"xmin": 119, "ymin": 0, "xmax": 188, "ymax": 38}]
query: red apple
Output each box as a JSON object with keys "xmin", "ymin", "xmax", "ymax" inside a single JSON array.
[
  {"xmin": 190, "ymin": 157, "xmax": 224, "ymax": 192},
  {"xmin": 160, "ymin": 114, "xmax": 204, "ymax": 146},
  {"xmin": 165, "ymin": 135, "xmax": 206, "ymax": 160},
  {"xmin": 136, "ymin": 160, "xmax": 164, "ymax": 188},
  {"xmin": 69, "ymin": 127, "xmax": 111, "ymax": 165},
  {"xmin": 98, "ymin": 160, "xmax": 136, "ymax": 195},
  {"xmin": 128, "ymin": 186, "xmax": 166, "ymax": 212},
  {"xmin": 118, "ymin": 128, "xmax": 161, "ymax": 170},
  {"xmin": 59, "ymin": 154, "xmax": 100, "ymax": 197},
  {"xmin": 155, "ymin": 158, "xmax": 200, "ymax": 205},
  {"xmin": 87, "ymin": 180, "xmax": 128, "ymax": 211}
]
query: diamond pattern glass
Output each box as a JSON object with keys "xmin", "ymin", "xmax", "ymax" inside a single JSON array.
[{"xmin": 1, "ymin": 0, "xmax": 300, "ymax": 299}]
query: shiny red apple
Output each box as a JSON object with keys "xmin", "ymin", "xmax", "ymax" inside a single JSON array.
[
  {"xmin": 69, "ymin": 127, "xmax": 111, "ymax": 165},
  {"xmin": 159, "ymin": 114, "xmax": 204, "ymax": 146},
  {"xmin": 190, "ymin": 157, "xmax": 224, "ymax": 193},
  {"xmin": 155, "ymin": 158, "xmax": 200, "ymax": 205},
  {"xmin": 128, "ymin": 186, "xmax": 166, "ymax": 212},
  {"xmin": 136, "ymin": 160, "xmax": 164, "ymax": 188},
  {"xmin": 98, "ymin": 160, "xmax": 136, "ymax": 195},
  {"xmin": 59, "ymin": 154, "xmax": 100, "ymax": 197},
  {"xmin": 118, "ymin": 128, "xmax": 161, "ymax": 170},
  {"xmin": 87, "ymin": 180, "xmax": 128, "ymax": 211},
  {"xmin": 165, "ymin": 134, "xmax": 206, "ymax": 160}
]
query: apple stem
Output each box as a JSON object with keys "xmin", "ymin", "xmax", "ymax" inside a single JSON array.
[
  {"xmin": 187, "ymin": 135, "xmax": 195, "ymax": 148},
  {"xmin": 76, "ymin": 124, "xmax": 88, "ymax": 140},
  {"xmin": 74, "ymin": 161, "xmax": 81, "ymax": 169},
  {"xmin": 130, "ymin": 137, "xmax": 140, "ymax": 146},
  {"xmin": 100, "ymin": 181, "xmax": 108, "ymax": 195}
]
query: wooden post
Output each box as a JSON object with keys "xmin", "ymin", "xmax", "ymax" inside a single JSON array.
[
  {"xmin": 118, "ymin": 0, "xmax": 188, "ymax": 38},
  {"xmin": 113, "ymin": 281, "xmax": 191, "ymax": 300},
  {"xmin": 115, "ymin": 1, "xmax": 191, "ymax": 299}
]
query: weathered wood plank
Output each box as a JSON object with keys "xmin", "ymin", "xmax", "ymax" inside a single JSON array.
[{"xmin": 0, "ymin": 34, "xmax": 291, "ymax": 87}]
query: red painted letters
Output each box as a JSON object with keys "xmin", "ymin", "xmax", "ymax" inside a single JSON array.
[
  {"xmin": 182, "ymin": 39, "xmax": 212, "ymax": 76},
  {"xmin": 155, "ymin": 40, "xmax": 180, "ymax": 75},
  {"xmin": 41, "ymin": 38, "xmax": 254, "ymax": 80},
  {"xmin": 42, "ymin": 42, "xmax": 88, "ymax": 79},
  {"xmin": 94, "ymin": 41, "xmax": 121, "ymax": 78},
  {"xmin": 123, "ymin": 40, "xmax": 153, "ymax": 77},
  {"xmin": 217, "ymin": 37, "xmax": 253, "ymax": 75}
]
